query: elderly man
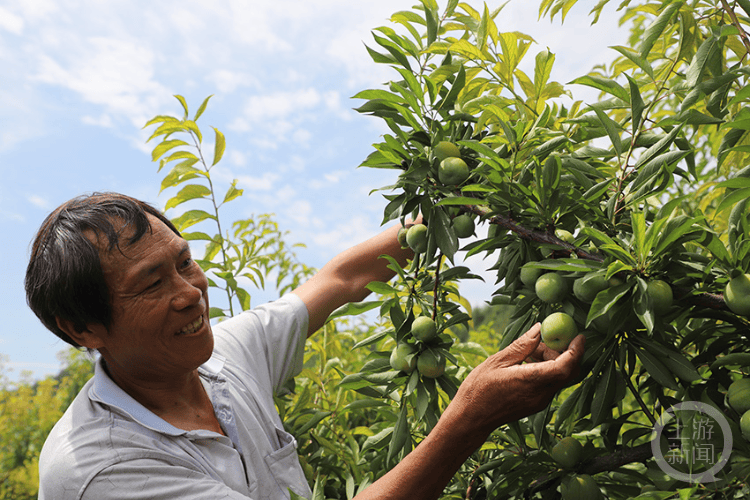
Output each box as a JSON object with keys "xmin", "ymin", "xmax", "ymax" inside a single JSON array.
[{"xmin": 26, "ymin": 192, "xmax": 584, "ymax": 499}]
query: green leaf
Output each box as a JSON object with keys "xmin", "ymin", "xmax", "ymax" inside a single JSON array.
[
  {"xmin": 212, "ymin": 127, "xmax": 226, "ymax": 166},
  {"xmin": 387, "ymin": 403, "xmax": 410, "ymax": 462},
  {"xmin": 373, "ymin": 33, "xmax": 412, "ymax": 70},
  {"xmin": 634, "ymin": 123, "xmax": 684, "ymax": 168},
  {"xmin": 610, "ymin": 45, "xmax": 654, "ymax": 80},
  {"xmin": 639, "ymin": 1, "xmax": 683, "ymax": 58},
  {"xmin": 366, "ymin": 282, "xmax": 398, "ymax": 295},
  {"xmin": 423, "ymin": 0, "xmax": 438, "ymax": 45},
  {"xmin": 163, "ymin": 150, "xmax": 200, "ymax": 165},
  {"xmin": 151, "ymin": 139, "xmax": 190, "ymax": 162},
  {"xmin": 625, "ymin": 75, "xmax": 646, "ymax": 132},
  {"xmin": 590, "ymin": 105, "xmax": 623, "ymax": 156},
  {"xmin": 165, "ymin": 184, "xmax": 211, "ymax": 211},
  {"xmin": 534, "ymin": 50, "xmax": 555, "ymax": 100},
  {"xmin": 437, "ymin": 64, "xmax": 466, "ymax": 111},
  {"xmin": 222, "ymin": 181, "xmax": 242, "ymax": 205},
  {"xmin": 170, "ymin": 209, "xmax": 216, "ymax": 232},
  {"xmin": 449, "ymin": 39, "xmax": 487, "ymax": 61},
  {"xmin": 633, "ymin": 343, "xmax": 679, "ymax": 391},
  {"xmin": 631, "ymin": 212, "xmax": 646, "ymax": 263},
  {"xmin": 193, "ymin": 95, "xmax": 213, "ymax": 122},
  {"xmin": 591, "ymin": 359, "xmax": 616, "ymax": 426},
  {"xmin": 686, "ymin": 34, "xmax": 718, "ymax": 88},
  {"xmin": 586, "ymin": 283, "xmax": 630, "ymax": 327},
  {"xmin": 174, "ymin": 94, "xmax": 189, "ymax": 119},
  {"xmin": 569, "ymin": 75, "xmax": 629, "ymax": 103},
  {"xmin": 327, "ymin": 300, "xmax": 382, "ymax": 322},
  {"xmin": 295, "ymin": 410, "xmax": 332, "ymax": 435},
  {"xmin": 434, "ymin": 208, "xmax": 458, "ymax": 261},
  {"xmin": 716, "ymin": 187, "xmax": 750, "ymax": 215}
]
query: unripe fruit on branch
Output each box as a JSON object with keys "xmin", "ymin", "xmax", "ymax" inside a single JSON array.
[
  {"xmin": 433, "ymin": 140, "xmax": 461, "ymax": 161},
  {"xmin": 647, "ymin": 279, "xmax": 673, "ymax": 314},
  {"xmin": 741, "ymin": 410, "xmax": 750, "ymax": 441},
  {"xmin": 452, "ymin": 214, "xmax": 475, "ymax": 238},
  {"xmin": 397, "ymin": 226, "xmax": 409, "ymax": 248},
  {"xmin": 541, "ymin": 312, "xmax": 578, "ymax": 352},
  {"xmin": 551, "ymin": 436, "xmax": 583, "ymax": 469},
  {"xmin": 535, "ymin": 272, "xmax": 568, "ymax": 303},
  {"xmin": 561, "ymin": 474, "xmax": 602, "ymax": 500},
  {"xmin": 725, "ymin": 273, "xmax": 750, "ymax": 316},
  {"xmin": 439, "ymin": 157, "xmax": 469, "ymax": 185},
  {"xmin": 728, "ymin": 379, "xmax": 750, "ymax": 414},
  {"xmin": 411, "ymin": 315, "xmax": 438, "ymax": 342},
  {"xmin": 417, "ymin": 349, "xmax": 446, "ymax": 378},
  {"xmin": 573, "ymin": 274, "xmax": 609, "ymax": 304},
  {"xmin": 390, "ymin": 343, "xmax": 418, "ymax": 373},
  {"xmin": 520, "ymin": 263, "xmax": 544, "ymax": 287},
  {"xmin": 406, "ymin": 223, "xmax": 428, "ymax": 253}
]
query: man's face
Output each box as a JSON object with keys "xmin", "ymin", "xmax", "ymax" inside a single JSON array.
[{"xmin": 92, "ymin": 214, "xmax": 213, "ymax": 385}]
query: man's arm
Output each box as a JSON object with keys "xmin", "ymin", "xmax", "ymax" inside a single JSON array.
[
  {"xmin": 355, "ymin": 326, "xmax": 585, "ymax": 500},
  {"xmin": 292, "ymin": 220, "xmax": 417, "ymax": 337}
]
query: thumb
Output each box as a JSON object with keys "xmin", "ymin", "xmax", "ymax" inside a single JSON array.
[{"xmin": 497, "ymin": 323, "xmax": 542, "ymax": 367}]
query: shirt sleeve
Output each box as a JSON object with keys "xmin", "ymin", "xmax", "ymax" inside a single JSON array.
[
  {"xmin": 211, "ymin": 293, "xmax": 309, "ymax": 395},
  {"xmin": 80, "ymin": 459, "xmax": 252, "ymax": 500}
]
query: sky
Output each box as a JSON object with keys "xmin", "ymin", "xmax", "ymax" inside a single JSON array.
[{"xmin": 0, "ymin": 0, "xmax": 629, "ymax": 383}]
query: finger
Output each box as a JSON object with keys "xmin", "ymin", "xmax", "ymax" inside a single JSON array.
[
  {"xmin": 515, "ymin": 334, "xmax": 587, "ymax": 384},
  {"xmin": 496, "ymin": 323, "xmax": 542, "ymax": 366},
  {"xmin": 531, "ymin": 342, "xmax": 561, "ymax": 362}
]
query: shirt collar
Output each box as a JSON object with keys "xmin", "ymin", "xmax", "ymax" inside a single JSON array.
[{"xmin": 88, "ymin": 353, "xmax": 227, "ymax": 436}]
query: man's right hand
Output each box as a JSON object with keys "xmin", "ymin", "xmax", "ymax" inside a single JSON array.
[{"xmin": 443, "ymin": 323, "xmax": 585, "ymax": 439}]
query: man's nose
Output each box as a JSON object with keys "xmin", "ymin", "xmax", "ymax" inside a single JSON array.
[{"xmin": 171, "ymin": 273, "xmax": 203, "ymax": 310}]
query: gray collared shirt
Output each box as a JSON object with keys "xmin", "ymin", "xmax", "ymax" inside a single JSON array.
[{"xmin": 39, "ymin": 294, "xmax": 313, "ymax": 499}]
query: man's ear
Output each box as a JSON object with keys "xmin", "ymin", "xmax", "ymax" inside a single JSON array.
[{"xmin": 55, "ymin": 317, "xmax": 106, "ymax": 350}]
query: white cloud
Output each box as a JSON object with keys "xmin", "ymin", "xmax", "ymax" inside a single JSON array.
[
  {"xmin": 242, "ymin": 88, "xmax": 322, "ymax": 123},
  {"xmin": 82, "ymin": 114, "xmax": 113, "ymax": 128},
  {"xmin": 0, "ymin": 6, "xmax": 24, "ymax": 34},
  {"xmin": 206, "ymin": 69, "xmax": 259, "ymax": 94},
  {"xmin": 32, "ymin": 36, "xmax": 172, "ymax": 127},
  {"xmin": 237, "ymin": 172, "xmax": 280, "ymax": 191},
  {"xmin": 27, "ymin": 195, "xmax": 51, "ymax": 209},
  {"xmin": 229, "ymin": 150, "xmax": 247, "ymax": 167}
]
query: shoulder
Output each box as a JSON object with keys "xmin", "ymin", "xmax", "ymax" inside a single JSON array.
[
  {"xmin": 39, "ymin": 379, "xmax": 112, "ymax": 498},
  {"xmin": 38, "ymin": 379, "xmax": 198, "ymax": 500},
  {"xmin": 212, "ymin": 293, "xmax": 308, "ymax": 354}
]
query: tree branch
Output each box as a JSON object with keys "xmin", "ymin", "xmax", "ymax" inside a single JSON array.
[{"xmin": 460, "ymin": 203, "xmax": 732, "ymax": 312}]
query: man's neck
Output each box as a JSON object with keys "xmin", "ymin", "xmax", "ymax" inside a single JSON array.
[{"xmin": 102, "ymin": 358, "xmax": 225, "ymax": 435}]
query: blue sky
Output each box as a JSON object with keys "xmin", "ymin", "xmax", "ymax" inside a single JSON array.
[{"xmin": 0, "ymin": 0, "xmax": 627, "ymax": 382}]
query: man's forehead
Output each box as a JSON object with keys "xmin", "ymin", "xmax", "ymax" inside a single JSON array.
[{"xmin": 82, "ymin": 216, "xmax": 151, "ymax": 255}]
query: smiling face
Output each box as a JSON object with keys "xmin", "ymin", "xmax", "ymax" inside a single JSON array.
[{"xmin": 85, "ymin": 214, "xmax": 213, "ymax": 387}]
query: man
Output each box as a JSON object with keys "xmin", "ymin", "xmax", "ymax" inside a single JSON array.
[{"xmin": 26, "ymin": 192, "xmax": 584, "ymax": 499}]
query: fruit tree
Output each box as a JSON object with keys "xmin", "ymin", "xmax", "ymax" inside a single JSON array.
[
  {"xmin": 345, "ymin": 0, "xmax": 750, "ymax": 497},
  {"xmin": 143, "ymin": 1, "xmax": 750, "ymax": 497}
]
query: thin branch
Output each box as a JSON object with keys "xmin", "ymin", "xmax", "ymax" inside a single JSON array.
[{"xmin": 721, "ymin": 0, "xmax": 750, "ymax": 55}]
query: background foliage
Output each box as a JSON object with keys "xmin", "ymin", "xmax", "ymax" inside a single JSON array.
[{"xmin": 4, "ymin": 0, "xmax": 750, "ymax": 499}]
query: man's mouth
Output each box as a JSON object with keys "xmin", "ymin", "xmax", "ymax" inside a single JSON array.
[{"xmin": 176, "ymin": 316, "xmax": 204, "ymax": 336}]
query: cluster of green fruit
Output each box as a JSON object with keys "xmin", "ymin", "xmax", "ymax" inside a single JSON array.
[
  {"xmin": 727, "ymin": 378, "xmax": 750, "ymax": 440},
  {"xmin": 520, "ymin": 257, "xmax": 674, "ymax": 351},
  {"xmin": 389, "ymin": 316, "xmax": 447, "ymax": 378},
  {"xmin": 550, "ymin": 437, "xmax": 603, "ymax": 499}
]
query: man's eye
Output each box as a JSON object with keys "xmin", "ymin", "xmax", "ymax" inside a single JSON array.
[
  {"xmin": 146, "ymin": 280, "xmax": 161, "ymax": 290},
  {"xmin": 181, "ymin": 258, "xmax": 193, "ymax": 269}
]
